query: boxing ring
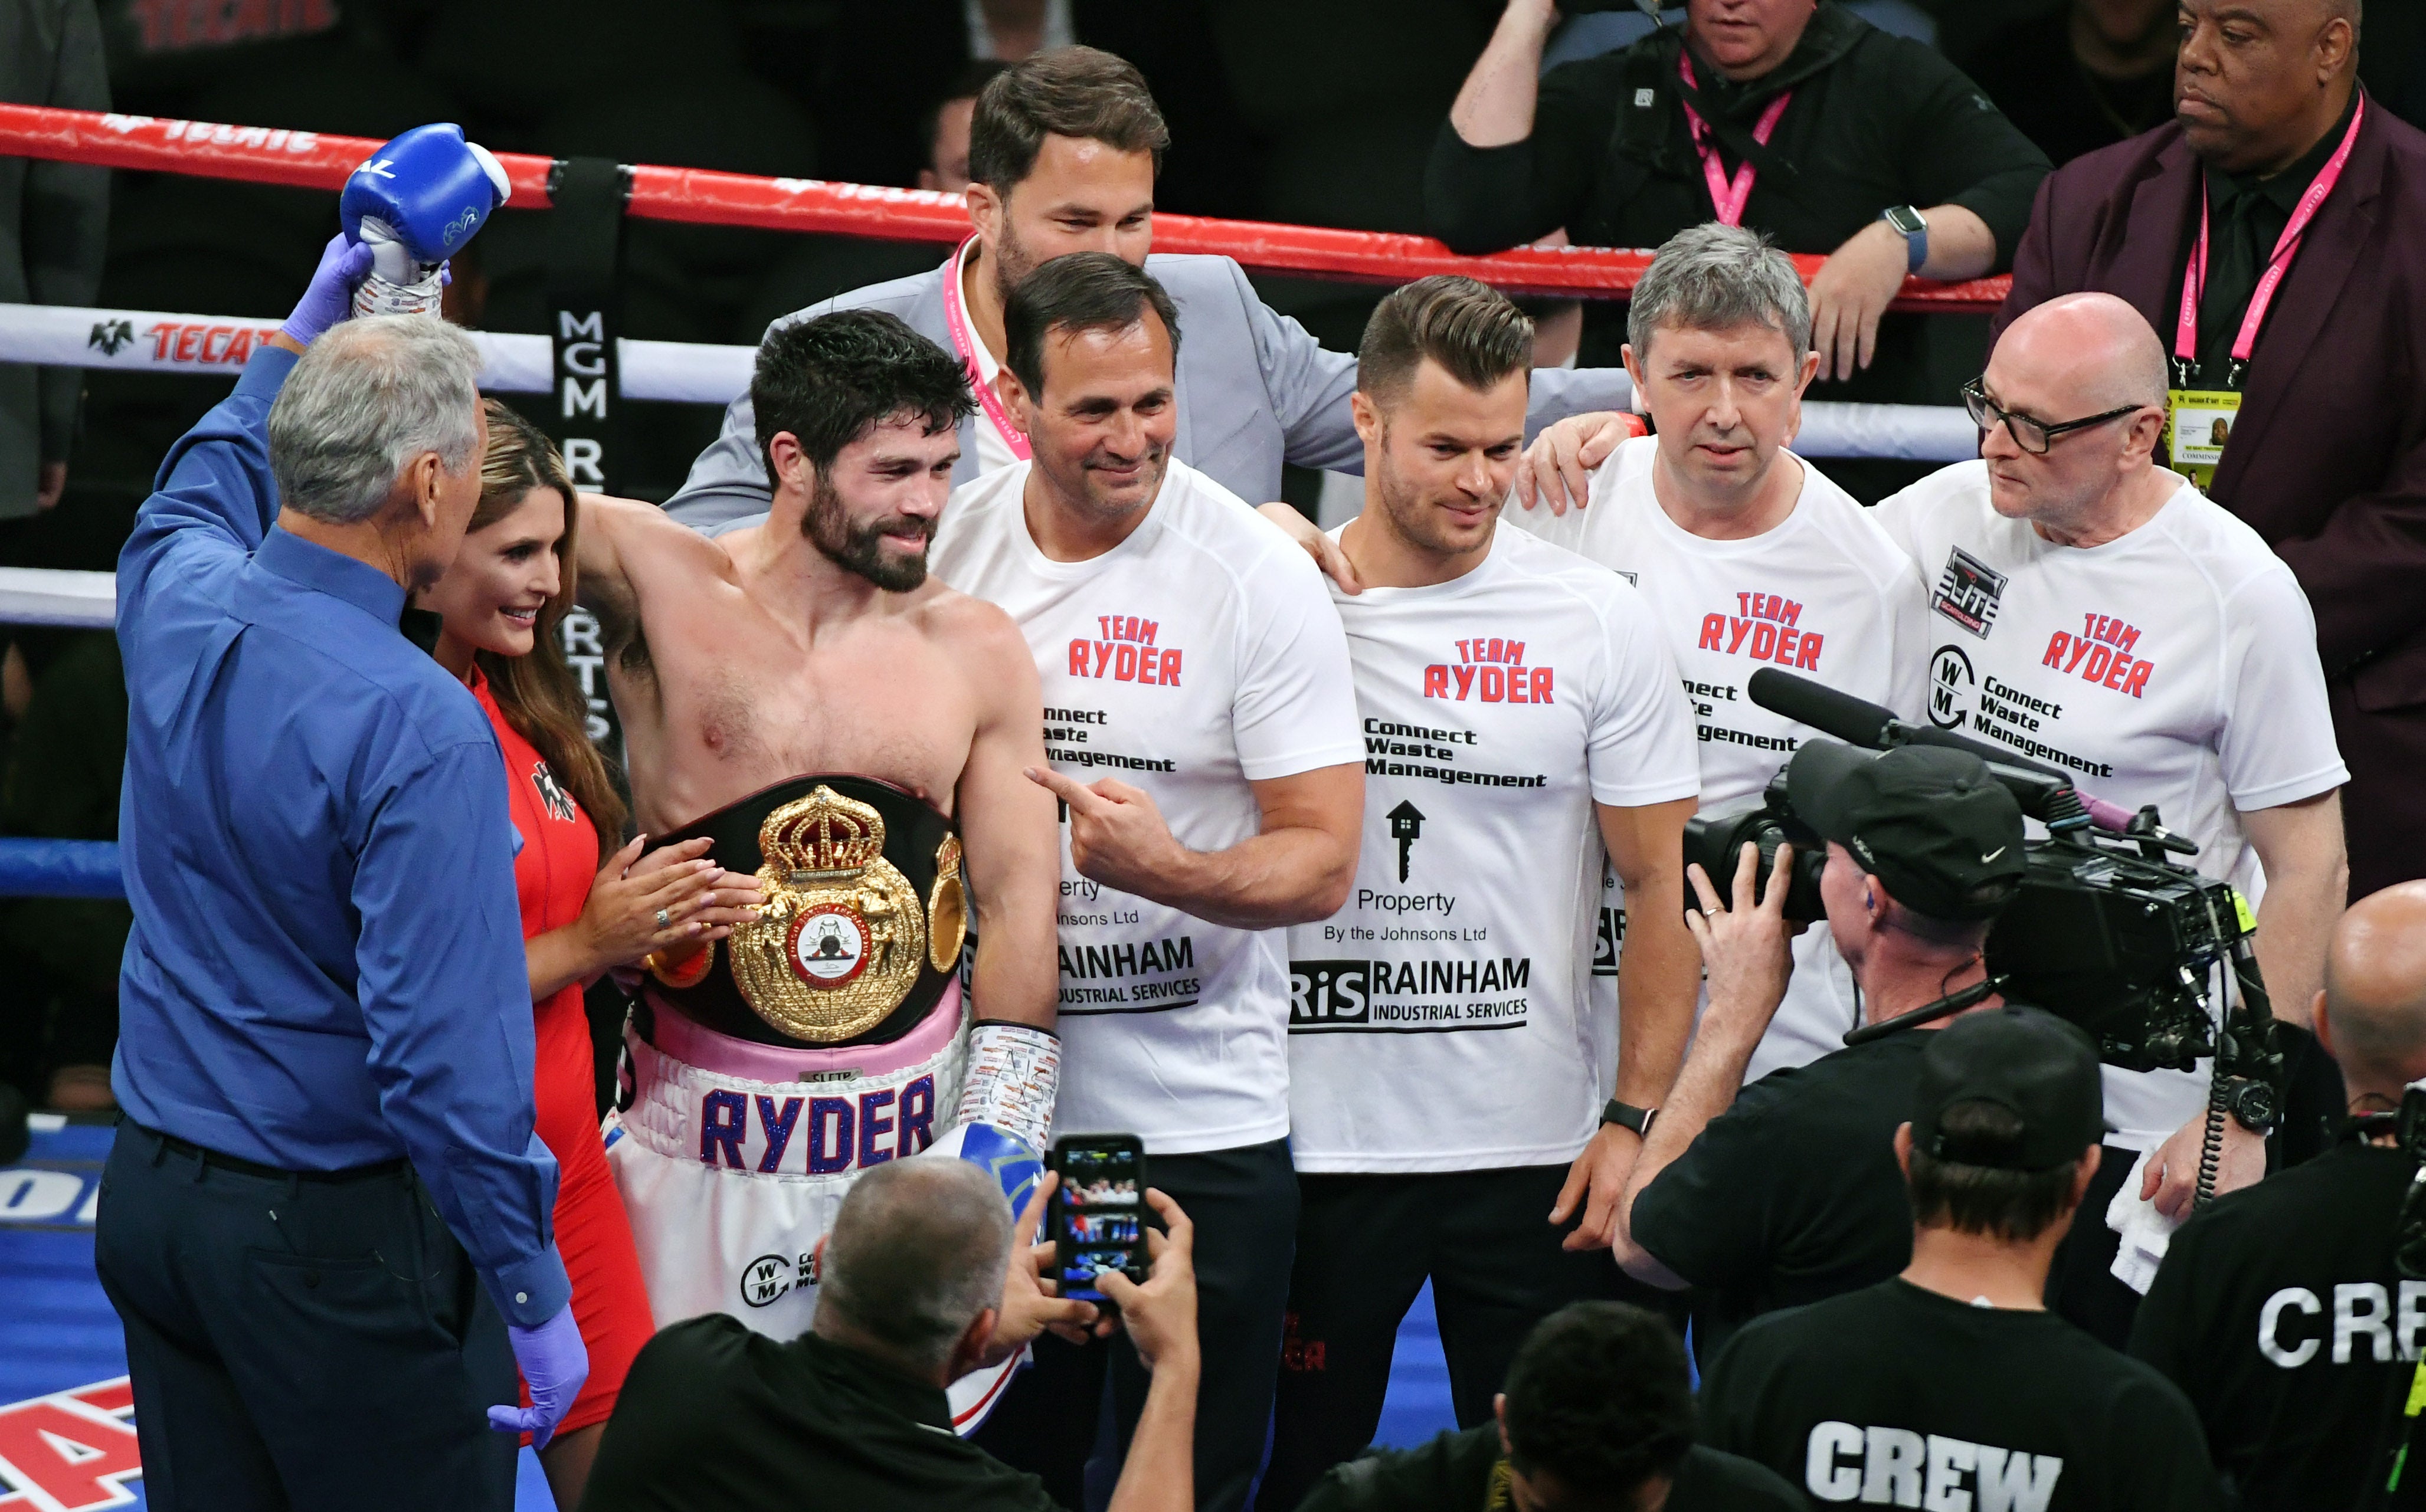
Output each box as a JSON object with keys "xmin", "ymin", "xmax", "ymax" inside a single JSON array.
[{"xmin": 0, "ymin": 104, "xmax": 1993, "ymax": 1506}]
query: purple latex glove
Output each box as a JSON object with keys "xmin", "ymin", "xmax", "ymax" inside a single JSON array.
[
  {"xmin": 487, "ymin": 1303, "xmax": 590, "ymax": 1449},
  {"xmin": 280, "ymin": 233, "xmax": 376, "ymax": 345}
]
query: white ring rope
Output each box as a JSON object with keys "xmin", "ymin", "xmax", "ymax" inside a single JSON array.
[{"xmin": 1, "ymin": 301, "xmax": 1981, "ymax": 464}]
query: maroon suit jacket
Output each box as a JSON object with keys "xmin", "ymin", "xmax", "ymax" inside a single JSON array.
[{"xmin": 1995, "ymin": 94, "xmax": 2426, "ymax": 722}]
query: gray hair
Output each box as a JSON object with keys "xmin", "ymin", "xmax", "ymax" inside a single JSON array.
[
  {"xmin": 269, "ymin": 317, "xmax": 484, "ymax": 524},
  {"xmin": 819, "ymin": 1159, "xmax": 1015, "ymax": 1373},
  {"xmin": 1627, "ymin": 222, "xmax": 1812, "ymax": 362}
]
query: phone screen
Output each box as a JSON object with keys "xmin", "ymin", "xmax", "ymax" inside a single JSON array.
[{"xmin": 1053, "ymin": 1138, "xmax": 1145, "ymax": 1302}]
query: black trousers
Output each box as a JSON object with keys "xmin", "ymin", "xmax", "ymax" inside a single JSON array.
[
  {"xmin": 974, "ymin": 1137, "xmax": 1298, "ymax": 1512},
  {"xmin": 1258, "ymin": 1165, "xmax": 1649, "ymax": 1512},
  {"xmin": 93, "ymin": 1121, "xmax": 518, "ymax": 1511}
]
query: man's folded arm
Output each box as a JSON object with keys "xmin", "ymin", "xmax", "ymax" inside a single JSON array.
[
  {"xmin": 354, "ymin": 736, "xmax": 569, "ymax": 1327},
  {"xmin": 1424, "ymin": 55, "xmax": 1620, "ymax": 257}
]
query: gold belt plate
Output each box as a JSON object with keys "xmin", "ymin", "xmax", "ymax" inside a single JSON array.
[{"xmin": 729, "ymin": 785, "xmax": 928, "ymax": 1042}]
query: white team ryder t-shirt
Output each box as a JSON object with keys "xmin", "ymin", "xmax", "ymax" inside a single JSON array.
[
  {"xmin": 1875, "ymin": 461, "xmax": 2348, "ymax": 1147},
  {"xmin": 1505, "ymin": 437, "xmax": 1931, "ymax": 1084},
  {"xmin": 1285, "ymin": 523, "xmax": 1699, "ymax": 1172},
  {"xmin": 929, "ymin": 456, "xmax": 1363, "ymax": 1154}
]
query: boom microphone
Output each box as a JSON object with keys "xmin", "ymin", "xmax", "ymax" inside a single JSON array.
[
  {"xmin": 1744, "ymin": 668, "xmax": 2141, "ymax": 832},
  {"xmin": 1742, "ymin": 667, "xmax": 1898, "ymax": 750}
]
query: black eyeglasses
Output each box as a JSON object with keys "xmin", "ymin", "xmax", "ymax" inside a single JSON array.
[{"xmin": 1961, "ymin": 378, "xmax": 2145, "ymax": 455}]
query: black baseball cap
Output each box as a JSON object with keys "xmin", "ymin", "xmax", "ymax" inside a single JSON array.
[
  {"xmin": 1913, "ymin": 1006, "xmax": 2105, "ymax": 1170},
  {"xmin": 1786, "ymin": 741, "xmax": 2026, "ymax": 921}
]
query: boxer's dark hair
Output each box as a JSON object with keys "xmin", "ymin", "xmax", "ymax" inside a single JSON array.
[
  {"xmin": 968, "ymin": 45, "xmax": 1168, "ymax": 192},
  {"xmin": 463, "ymin": 401, "xmax": 626, "ymax": 841},
  {"xmin": 1906, "ymin": 1100, "xmax": 2090, "ymax": 1242},
  {"xmin": 1502, "ymin": 1303, "xmax": 1695, "ymax": 1506},
  {"xmin": 752, "ymin": 310, "xmax": 975, "ymax": 487},
  {"xmin": 1003, "ymin": 252, "xmax": 1181, "ymax": 397},
  {"xmin": 1358, "ymin": 275, "xmax": 1534, "ymax": 409}
]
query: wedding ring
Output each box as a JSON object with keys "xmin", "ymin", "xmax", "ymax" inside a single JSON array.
[{"xmin": 654, "ymin": 908, "xmax": 673, "ymax": 930}]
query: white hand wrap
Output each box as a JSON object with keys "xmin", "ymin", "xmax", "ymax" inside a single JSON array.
[{"xmin": 955, "ymin": 1021, "xmax": 1060, "ymax": 1151}]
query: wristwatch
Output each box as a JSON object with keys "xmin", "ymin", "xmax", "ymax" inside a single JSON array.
[
  {"xmin": 1602, "ymin": 1098, "xmax": 1659, "ymax": 1139},
  {"xmin": 2223, "ymin": 1078, "xmax": 2279, "ymax": 1136},
  {"xmin": 1881, "ymin": 204, "xmax": 1928, "ymax": 274}
]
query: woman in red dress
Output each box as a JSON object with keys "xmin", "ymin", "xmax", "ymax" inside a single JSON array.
[{"xmin": 420, "ymin": 402, "xmax": 755, "ymax": 1507}]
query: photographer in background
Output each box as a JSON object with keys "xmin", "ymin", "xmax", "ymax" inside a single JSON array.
[
  {"xmin": 1610, "ymin": 740, "xmax": 2026, "ymax": 1364},
  {"xmin": 1874, "ymin": 291, "xmax": 2349, "ymax": 1344},
  {"xmin": 2130, "ymin": 880, "xmax": 2426, "ymax": 1512},
  {"xmin": 581, "ymin": 1160, "xmax": 1200, "ymax": 1512},
  {"xmin": 1298, "ymin": 1303, "xmax": 1799, "ymax": 1512},
  {"xmin": 1700, "ymin": 1008, "xmax": 2222, "ymax": 1511}
]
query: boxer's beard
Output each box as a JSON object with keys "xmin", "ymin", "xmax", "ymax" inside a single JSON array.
[{"xmin": 803, "ymin": 474, "xmax": 932, "ymax": 591}]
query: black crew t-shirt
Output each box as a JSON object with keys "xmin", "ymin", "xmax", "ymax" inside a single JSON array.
[
  {"xmin": 1703, "ymin": 1280, "xmax": 2223, "ymax": 1511},
  {"xmin": 1631, "ymin": 1034, "xmax": 1927, "ymax": 1362},
  {"xmin": 2130, "ymin": 1139, "xmax": 2414, "ymax": 1511},
  {"xmin": 1299, "ymin": 1424, "xmax": 1802, "ymax": 1512},
  {"xmin": 580, "ymin": 1316, "xmax": 1062, "ymax": 1512}
]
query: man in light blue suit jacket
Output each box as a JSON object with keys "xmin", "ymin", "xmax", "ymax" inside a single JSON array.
[{"xmin": 663, "ymin": 45, "xmax": 1629, "ymax": 533}]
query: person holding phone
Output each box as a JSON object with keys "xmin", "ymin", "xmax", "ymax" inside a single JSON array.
[{"xmin": 582, "ymin": 1158, "xmax": 1201, "ymax": 1512}]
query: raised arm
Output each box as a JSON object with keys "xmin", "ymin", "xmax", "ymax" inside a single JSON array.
[
  {"xmin": 1426, "ymin": 9, "xmax": 1622, "ymax": 255},
  {"xmin": 119, "ymin": 238, "xmax": 370, "ymax": 621},
  {"xmin": 1616, "ymin": 841, "xmax": 1799, "ymax": 1287},
  {"xmin": 569, "ymin": 490, "xmax": 659, "ymax": 655},
  {"xmin": 1448, "ymin": 0, "xmax": 1559, "ymax": 150},
  {"xmin": 957, "ymin": 607, "xmax": 1063, "ymax": 1031}
]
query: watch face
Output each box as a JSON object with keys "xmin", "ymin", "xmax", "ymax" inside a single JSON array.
[{"xmin": 1885, "ymin": 206, "xmax": 1926, "ymax": 236}]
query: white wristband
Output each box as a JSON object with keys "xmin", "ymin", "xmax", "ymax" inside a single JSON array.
[{"xmin": 956, "ymin": 1021, "xmax": 1060, "ymax": 1150}]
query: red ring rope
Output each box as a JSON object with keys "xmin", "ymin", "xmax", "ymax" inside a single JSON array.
[{"xmin": 0, "ymin": 104, "xmax": 2010, "ymax": 313}]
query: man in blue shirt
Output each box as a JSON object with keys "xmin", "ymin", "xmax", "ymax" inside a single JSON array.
[{"xmin": 97, "ymin": 238, "xmax": 587, "ymax": 1510}]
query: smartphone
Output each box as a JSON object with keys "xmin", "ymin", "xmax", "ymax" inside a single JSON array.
[{"xmin": 1049, "ymin": 1133, "xmax": 1148, "ymax": 1304}]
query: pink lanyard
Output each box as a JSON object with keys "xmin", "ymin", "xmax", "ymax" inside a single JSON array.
[
  {"xmin": 941, "ymin": 234, "xmax": 1031, "ymax": 461},
  {"xmin": 2175, "ymin": 94, "xmax": 2365, "ymax": 385},
  {"xmin": 1677, "ymin": 54, "xmax": 1791, "ymax": 228}
]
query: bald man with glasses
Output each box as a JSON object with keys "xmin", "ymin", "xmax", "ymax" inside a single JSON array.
[{"xmin": 1874, "ymin": 291, "xmax": 2349, "ymax": 1347}]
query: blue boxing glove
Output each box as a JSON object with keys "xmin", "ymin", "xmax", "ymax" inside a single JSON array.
[
  {"xmin": 340, "ymin": 122, "xmax": 510, "ymax": 318},
  {"xmin": 281, "ymin": 234, "xmax": 376, "ymax": 346},
  {"xmin": 925, "ymin": 1120, "xmax": 1045, "ymax": 1216},
  {"xmin": 487, "ymin": 1303, "xmax": 590, "ymax": 1449}
]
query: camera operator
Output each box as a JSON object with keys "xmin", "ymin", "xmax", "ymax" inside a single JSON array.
[
  {"xmin": 1298, "ymin": 1303, "xmax": 1799, "ymax": 1512},
  {"xmin": 2129, "ymin": 880, "xmax": 2426, "ymax": 1512},
  {"xmin": 1700, "ymin": 1007, "xmax": 2222, "ymax": 1511},
  {"xmin": 1874, "ymin": 291, "xmax": 2350, "ymax": 1342},
  {"xmin": 579, "ymin": 1160, "xmax": 1199, "ymax": 1512},
  {"xmin": 1611, "ymin": 740, "xmax": 2028, "ymax": 1363}
]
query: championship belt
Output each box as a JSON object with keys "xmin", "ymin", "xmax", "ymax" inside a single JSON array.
[{"xmin": 640, "ymin": 776, "xmax": 967, "ymax": 1047}]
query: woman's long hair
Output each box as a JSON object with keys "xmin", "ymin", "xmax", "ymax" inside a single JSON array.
[{"xmin": 471, "ymin": 400, "xmax": 628, "ymax": 842}]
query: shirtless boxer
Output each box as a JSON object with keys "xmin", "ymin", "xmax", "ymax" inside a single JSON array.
[{"xmin": 574, "ymin": 309, "xmax": 1062, "ymax": 1427}]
